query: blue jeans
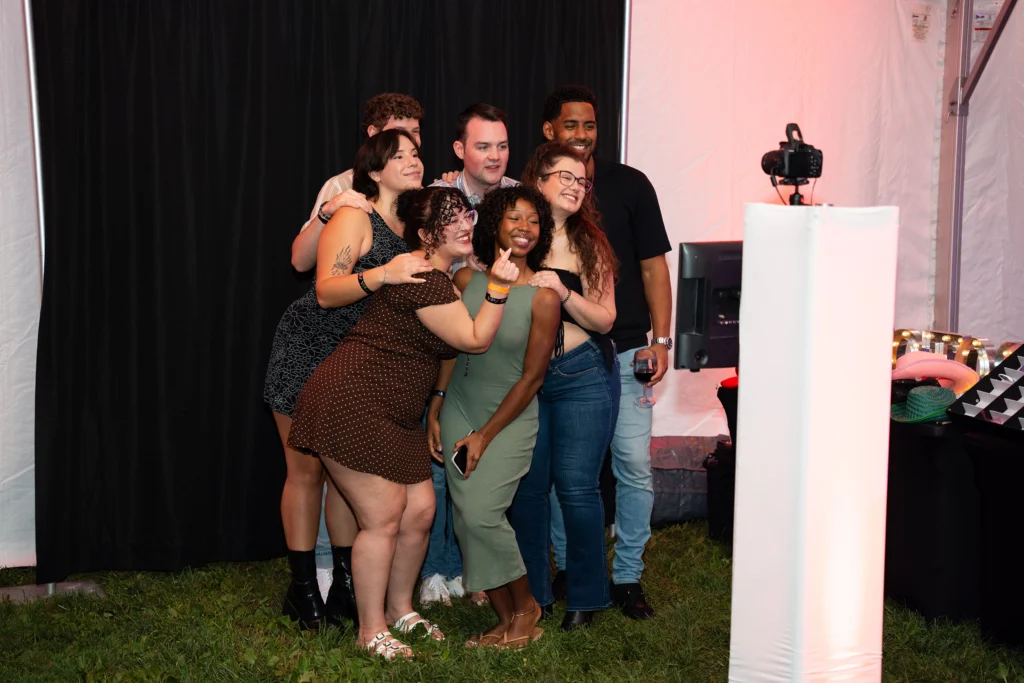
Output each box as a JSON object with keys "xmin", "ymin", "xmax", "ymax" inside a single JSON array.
[
  {"xmin": 550, "ymin": 345, "xmax": 654, "ymax": 584},
  {"xmin": 315, "ymin": 484, "xmax": 332, "ymax": 569},
  {"xmin": 420, "ymin": 460, "xmax": 463, "ymax": 580},
  {"xmin": 508, "ymin": 339, "xmax": 620, "ymax": 611}
]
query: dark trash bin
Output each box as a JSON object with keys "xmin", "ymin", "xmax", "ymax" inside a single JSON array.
[
  {"xmin": 884, "ymin": 419, "xmax": 980, "ymax": 622},
  {"xmin": 962, "ymin": 429, "xmax": 1024, "ymax": 647},
  {"xmin": 704, "ymin": 440, "xmax": 735, "ymax": 546}
]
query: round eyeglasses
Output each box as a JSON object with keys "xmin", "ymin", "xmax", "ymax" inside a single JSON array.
[{"xmin": 540, "ymin": 170, "xmax": 593, "ymax": 194}]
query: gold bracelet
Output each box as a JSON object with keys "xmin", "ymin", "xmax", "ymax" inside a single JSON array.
[{"xmin": 382, "ymin": 266, "xmax": 388, "ymax": 285}]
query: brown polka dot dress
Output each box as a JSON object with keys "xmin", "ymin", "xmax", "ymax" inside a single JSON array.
[{"xmin": 287, "ymin": 270, "xmax": 459, "ymax": 484}]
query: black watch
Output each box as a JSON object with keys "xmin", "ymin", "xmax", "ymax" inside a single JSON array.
[{"xmin": 317, "ymin": 201, "xmax": 332, "ymax": 224}]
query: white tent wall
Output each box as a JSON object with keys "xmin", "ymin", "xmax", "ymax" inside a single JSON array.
[
  {"xmin": 627, "ymin": 0, "xmax": 947, "ymax": 436},
  {"xmin": 961, "ymin": 1, "xmax": 1024, "ymax": 346},
  {"xmin": 0, "ymin": 0, "xmax": 41, "ymax": 568}
]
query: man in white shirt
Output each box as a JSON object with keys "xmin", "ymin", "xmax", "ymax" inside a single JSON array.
[{"xmin": 290, "ymin": 93, "xmax": 424, "ymax": 272}]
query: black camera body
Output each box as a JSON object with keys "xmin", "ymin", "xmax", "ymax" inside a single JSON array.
[{"xmin": 761, "ymin": 123, "xmax": 823, "ymax": 182}]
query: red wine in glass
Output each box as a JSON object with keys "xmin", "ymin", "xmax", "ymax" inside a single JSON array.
[
  {"xmin": 634, "ymin": 369, "xmax": 656, "ymax": 384},
  {"xmin": 632, "ymin": 351, "xmax": 657, "ymax": 408}
]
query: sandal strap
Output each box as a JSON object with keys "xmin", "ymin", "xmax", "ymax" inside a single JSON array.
[
  {"xmin": 511, "ymin": 603, "xmax": 540, "ymax": 619},
  {"xmin": 364, "ymin": 631, "xmax": 411, "ymax": 661},
  {"xmin": 394, "ymin": 611, "xmax": 441, "ymax": 636}
]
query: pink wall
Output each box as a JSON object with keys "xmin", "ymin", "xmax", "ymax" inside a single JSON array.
[{"xmin": 627, "ymin": 0, "xmax": 946, "ymax": 436}]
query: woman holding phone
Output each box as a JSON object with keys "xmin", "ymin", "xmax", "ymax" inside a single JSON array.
[
  {"xmin": 288, "ymin": 186, "xmax": 519, "ymax": 660},
  {"xmin": 426, "ymin": 186, "xmax": 560, "ymax": 649}
]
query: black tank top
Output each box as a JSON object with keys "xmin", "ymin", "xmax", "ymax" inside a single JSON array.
[{"xmin": 544, "ymin": 268, "xmax": 616, "ymax": 369}]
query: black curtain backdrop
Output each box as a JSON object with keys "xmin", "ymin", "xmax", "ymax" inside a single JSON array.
[{"xmin": 32, "ymin": 0, "xmax": 625, "ymax": 582}]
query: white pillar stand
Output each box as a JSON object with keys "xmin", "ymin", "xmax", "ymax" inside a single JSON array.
[{"xmin": 728, "ymin": 204, "xmax": 899, "ymax": 682}]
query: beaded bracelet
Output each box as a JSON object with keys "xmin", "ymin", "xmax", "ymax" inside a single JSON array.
[
  {"xmin": 561, "ymin": 289, "xmax": 572, "ymax": 305},
  {"xmin": 357, "ymin": 272, "xmax": 373, "ymax": 294}
]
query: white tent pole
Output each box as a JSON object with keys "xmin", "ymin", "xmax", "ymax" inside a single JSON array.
[
  {"xmin": 23, "ymin": 0, "xmax": 45, "ymax": 283},
  {"xmin": 619, "ymin": 0, "xmax": 631, "ymax": 164}
]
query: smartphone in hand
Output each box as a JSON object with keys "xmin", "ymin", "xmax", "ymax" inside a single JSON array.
[{"xmin": 451, "ymin": 431, "xmax": 474, "ymax": 476}]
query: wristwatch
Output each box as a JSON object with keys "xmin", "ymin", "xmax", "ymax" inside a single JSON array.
[
  {"xmin": 317, "ymin": 201, "xmax": 332, "ymax": 224},
  {"xmin": 652, "ymin": 336, "xmax": 673, "ymax": 351}
]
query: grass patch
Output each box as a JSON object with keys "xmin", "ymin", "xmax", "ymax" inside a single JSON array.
[{"xmin": 2, "ymin": 522, "xmax": 1021, "ymax": 682}]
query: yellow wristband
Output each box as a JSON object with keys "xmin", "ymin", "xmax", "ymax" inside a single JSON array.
[{"xmin": 487, "ymin": 283, "xmax": 510, "ymax": 294}]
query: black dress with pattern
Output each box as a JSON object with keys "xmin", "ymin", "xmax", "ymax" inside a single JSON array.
[{"xmin": 263, "ymin": 211, "xmax": 408, "ymax": 417}]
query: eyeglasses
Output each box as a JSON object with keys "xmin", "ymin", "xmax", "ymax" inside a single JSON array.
[
  {"xmin": 448, "ymin": 209, "xmax": 478, "ymax": 228},
  {"xmin": 539, "ymin": 170, "xmax": 593, "ymax": 194}
]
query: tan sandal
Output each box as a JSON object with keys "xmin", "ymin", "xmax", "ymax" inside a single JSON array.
[
  {"xmin": 499, "ymin": 604, "xmax": 544, "ymax": 650},
  {"xmin": 361, "ymin": 630, "xmax": 413, "ymax": 661},
  {"xmin": 465, "ymin": 632, "xmax": 504, "ymax": 648}
]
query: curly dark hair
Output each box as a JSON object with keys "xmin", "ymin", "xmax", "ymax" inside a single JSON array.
[
  {"xmin": 542, "ymin": 85, "xmax": 599, "ymax": 123},
  {"xmin": 522, "ymin": 141, "xmax": 618, "ymax": 290},
  {"xmin": 360, "ymin": 93, "xmax": 424, "ymax": 135},
  {"xmin": 396, "ymin": 186, "xmax": 472, "ymax": 256},
  {"xmin": 351, "ymin": 129, "xmax": 419, "ymax": 201},
  {"xmin": 473, "ymin": 186, "xmax": 553, "ymax": 274}
]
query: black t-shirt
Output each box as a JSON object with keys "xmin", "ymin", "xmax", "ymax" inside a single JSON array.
[{"xmin": 591, "ymin": 157, "xmax": 671, "ymax": 352}]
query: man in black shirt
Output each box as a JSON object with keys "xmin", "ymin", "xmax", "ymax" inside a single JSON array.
[{"xmin": 542, "ymin": 85, "xmax": 672, "ymax": 620}]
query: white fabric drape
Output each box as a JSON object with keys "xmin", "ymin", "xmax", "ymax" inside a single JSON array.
[{"xmin": 0, "ymin": 0, "xmax": 42, "ymax": 567}]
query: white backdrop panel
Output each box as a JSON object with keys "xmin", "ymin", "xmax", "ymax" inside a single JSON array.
[{"xmin": 0, "ymin": 0, "xmax": 41, "ymax": 567}]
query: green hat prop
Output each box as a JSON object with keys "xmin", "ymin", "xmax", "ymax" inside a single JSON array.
[{"xmin": 891, "ymin": 386, "xmax": 956, "ymax": 423}]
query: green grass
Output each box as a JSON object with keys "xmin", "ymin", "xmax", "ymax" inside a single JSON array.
[{"xmin": 1, "ymin": 522, "xmax": 1021, "ymax": 682}]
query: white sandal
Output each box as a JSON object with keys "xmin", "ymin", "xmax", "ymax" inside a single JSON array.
[
  {"xmin": 362, "ymin": 630, "xmax": 413, "ymax": 661},
  {"xmin": 392, "ymin": 611, "xmax": 446, "ymax": 641}
]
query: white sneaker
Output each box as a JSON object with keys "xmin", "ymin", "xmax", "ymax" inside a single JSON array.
[
  {"xmin": 315, "ymin": 567, "xmax": 334, "ymax": 603},
  {"xmin": 419, "ymin": 574, "xmax": 451, "ymax": 606},
  {"xmin": 444, "ymin": 576, "xmax": 466, "ymax": 598}
]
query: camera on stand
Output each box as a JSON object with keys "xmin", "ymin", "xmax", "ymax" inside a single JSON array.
[{"xmin": 761, "ymin": 124, "xmax": 823, "ymax": 206}]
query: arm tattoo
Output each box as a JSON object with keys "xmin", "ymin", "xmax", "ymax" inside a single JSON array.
[{"xmin": 331, "ymin": 245, "xmax": 353, "ymax": 276}]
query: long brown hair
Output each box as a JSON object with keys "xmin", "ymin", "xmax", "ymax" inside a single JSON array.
[{"xmin": 521, "ymin": 142, "xmax": 618, "ymax": 294}]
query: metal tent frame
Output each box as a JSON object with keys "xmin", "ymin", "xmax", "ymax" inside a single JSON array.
[{"xmin": 934, "ymin": 0, "xmax": 1019, "ymax": 331}]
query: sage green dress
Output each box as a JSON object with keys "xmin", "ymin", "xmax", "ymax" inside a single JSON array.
[{"xmin": 440, "ymin": 272, "xmax": 539, "ymax": 592}]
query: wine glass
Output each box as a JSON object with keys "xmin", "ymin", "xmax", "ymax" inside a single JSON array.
[{"xmin": 633, "ymin": 348, "xmax": 657, "ymax": 409}]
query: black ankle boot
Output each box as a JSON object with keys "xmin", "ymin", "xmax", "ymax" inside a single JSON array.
[
  {"xmin": 561, "ymin": 609, "xmax": 595, "ymax": 631},
  {"xmin": 325, "ymin": 545, "xmax": 358, "ymax": 629},
  {"xmin": 282, "ymin": 549, "xmax": 327, "ymax": 630}
]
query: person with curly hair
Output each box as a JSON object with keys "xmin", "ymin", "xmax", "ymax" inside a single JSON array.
[
  {"xmin": 419, "ymin": 102, "xmax": 520, "ymax": 608},
  {"xmin": 265, "ymin": 129, "xmax": 432, "ymax": 631},
  {"xmin": 287, "ymin": 186, "xmax": 520, "ymax": 660},
  {"xmin": 424, "ymin": 186, "xmax": 560, "ymax": 649},
  {"xmin": 507, "ymin": 141, "xmax": 621, "ymax": 632}
]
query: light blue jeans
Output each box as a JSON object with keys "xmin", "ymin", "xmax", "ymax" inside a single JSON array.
[
  {"xmin": 315, "ymin": 485, "xmax": 332, "ymax": 569},
  {"xmin": 420, "ymin": 460, "xmax": 463, "ymax": 580},
  {"xmin": 551, "ymin": 345, "xmax": 654, "ymax": 585}
]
